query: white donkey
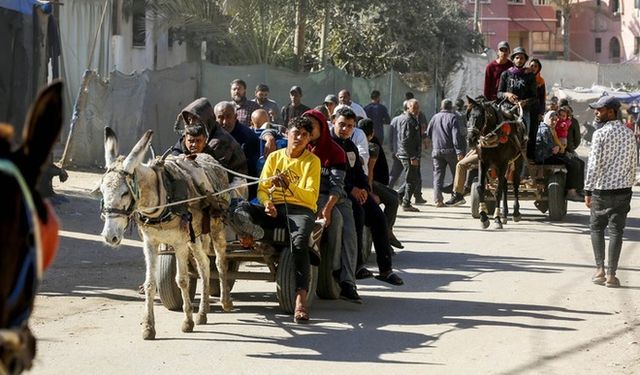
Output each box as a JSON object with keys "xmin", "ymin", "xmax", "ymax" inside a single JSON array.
[{"xmin": 100, "ymin": 127, "xmax": 232, "ymax": 340}]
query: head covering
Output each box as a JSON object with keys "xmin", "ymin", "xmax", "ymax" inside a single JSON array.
[
  {"xmin": 290, "ymin": 86, "xmax": 302, "ymax": 95},
  {"xmin": 543, "ymin": 110, "xmax": 557, "ymax": 125},
  {"xmin": 303, "ymin": 109, "xmax": 346, "ymax": 168},
  {"xmin": 177, "ymin": 98, "xmax": 217, "ymax": 135},
  {"xmin": 589, "ymin": 96, "xmax": 621, "ymax": 111},
  {"xmin": 324, "ymin": 94, "xmax": 338, "ymax": 104},
  {"xmin": 510, "ymin": 46, "xmax": 529, "ymax": 61},
  {"xmin": 497, "ymin": 41, "xmax": 510, "ymax": 51}
]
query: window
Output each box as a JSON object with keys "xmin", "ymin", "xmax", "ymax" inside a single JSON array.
[
  {"xmin": 636, "ymin": 0, "xmax": 640, "ymax": 9},
  {"xmin": 610, "ymin": 37, "xmax": 621, "ymax": 61},
  {"xmin": 611, "ymin": 0, "xmax": 620, "ymax": 14},
  {"xmin": 111, "ymin": 0, "xmax": 120, "ymax": 36},
  {"xmin": 596, "ymin": 0, "xmax": 601, "ymax": 7},
  {"xmin": 535, "ymin": 0, "xmax": 548, "ymax": 5},
  {"xmin": 635, "ymin": 36, "xmax": 640, "ymax": 55},
  {"xmin": 132, "ymin": 0, "xmax": 146, "ymax": 47},
  {"xmin": 468, "ymin": 0, "xmax": 490, "ymax": 3},
  {"xmin": 595, "ymin": 37, "xmax": 602, "ymax": 53},
  {"xmin": 508, "ymin": 0, "xmax": 524, "ymax": 3}
]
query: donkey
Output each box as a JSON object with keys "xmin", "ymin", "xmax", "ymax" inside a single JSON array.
[
  {"xmin": 466, "ymin": 96, "xmax": 525, "ymax": 229},
  {"xmin": 1, "ymin": 82, "xmax": 62, "ymax": 374},
  {"xmin": 100, "ymin": 127, "xmax": 232, "ymax": 340}
]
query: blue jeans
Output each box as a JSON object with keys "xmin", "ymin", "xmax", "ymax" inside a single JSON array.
[{"xmin": 590, "ymin": 191, "xmax": 632, "ymax": 275}]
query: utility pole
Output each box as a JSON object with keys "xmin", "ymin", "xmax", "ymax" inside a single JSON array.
[
  {"xmin": 293, "ymin": 0, "xmax": 306, "ymax": 71},
  {"xmin": 319, "ymin": 3, "xmax": 330, "ymax": 69},
  {"xmin": 473, "ymin": 0, "xmax": 480, "ymax": 32}
]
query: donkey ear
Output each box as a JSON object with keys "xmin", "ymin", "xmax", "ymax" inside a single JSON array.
[
  {"xmin": 19, "ymin": 81, "xmax": 64, "ymax": 186},
  {"xmin": 466, "ymin": 95, "xmax": 477, "ymax": 107},
  {"xmin": 104, "ymin": 127, "xmax": 118, "ymax": 168},
  {"xmin": 122, "ymin": 130, "xmax": 153, "ymax": 173}
]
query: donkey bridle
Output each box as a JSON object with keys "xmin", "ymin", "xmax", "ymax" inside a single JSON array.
[{"xmin": 100, "ymin": 168, "xmax": 139, "ymax": 220}]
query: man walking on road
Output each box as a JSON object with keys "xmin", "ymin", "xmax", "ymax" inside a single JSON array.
[
  {"xmin": 585, "ymin": 96, "xmax": 637, "ymax": 288},
  {"xmin": 426, "ymin": 99, "xmax": 465, "ymax": 207}
]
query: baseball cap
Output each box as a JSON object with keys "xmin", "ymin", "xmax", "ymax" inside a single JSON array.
[
  {"xmin": 289, "ymin": 86, "xmax": 302, "ymax": 95},
  {"xmin": 588, "ymin": 96, "xmax": 621, "ymax": 110},
  {"xmin": 497, "ymin": 41, "xmax": 510, "ymax": 51},
  {"xmin": 323, "ymin": 94, "xmax": 338, "ymax": 104}
]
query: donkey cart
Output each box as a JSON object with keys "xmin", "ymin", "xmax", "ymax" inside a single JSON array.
[
  {"xmin": 469, "ymin": 163, "xmax": 568, "ymax": 221},
  {"xmin": 155, "ymin": 221, "xmax": 340, "ymax": 314}
]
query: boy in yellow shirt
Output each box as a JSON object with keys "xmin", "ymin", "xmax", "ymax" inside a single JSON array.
[{"xmin": 246, "ymin": 117, "xmax": 321, "ymax": 323}]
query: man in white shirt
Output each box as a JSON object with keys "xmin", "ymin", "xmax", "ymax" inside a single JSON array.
[
  {"xmin": 585, "ymin": 96, "xmax": 637, "ymax": 288},
  {"xmin": 338, "ymin": 89, "xmax": 368, "ymax": 120}
]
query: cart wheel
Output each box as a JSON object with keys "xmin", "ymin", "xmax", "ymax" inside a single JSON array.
[
  {"xmin": 470, "ymin": 182, "xmax": 496, "ymax": 218},
  {"xmin": 156, "ymin": 253, "xmax": 197, "ymax": 311},
  {"xmin": 547, "ymin": 173, "xmax": 567, "ymax": 221},
  {"xmin": 210, "ymin": 260, "xmax": 239, "ymax": 297},
  {"xmin": 276, "ymin": 247, "xmax": 318, "ymax": 314},
  {"xmin": 316, "ymin": 237, "xmax": 340, "ymax": 299}
]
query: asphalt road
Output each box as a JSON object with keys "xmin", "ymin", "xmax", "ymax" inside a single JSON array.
[{"xmin": 29, "ymin": 160, "xmax": 640, "ymax": 375}]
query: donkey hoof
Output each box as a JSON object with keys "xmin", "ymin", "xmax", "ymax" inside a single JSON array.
[
  {"xmin": 142, "ymin": 327, "xmax": 156, "ymax": 340},
  {"xmin": 221, "ymin": 300, "xmax": 234, "ymax": 312},
  {"xmin": 182, "ymin": 320, "xmax": 194, "ymax": 333},
  {"xmin": 481, "ymin": 219, "xmax": 490, "ymax": 229},
  {"xmin": 492, "ymin": 222, "xmax": 503, "ymax": 230},
  {"xmin": 196, "ymin": 313, "xmax": 207, "ymax": 325},
  {"xmin": 513, "ymin": 215, "xmax": 521, "ymax": 223}
]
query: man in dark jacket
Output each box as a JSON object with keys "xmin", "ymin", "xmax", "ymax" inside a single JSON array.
[
  {"xmin": 176, "ymin": 98, "xmax": 248, "ymax": 176},
  {"xmin": 426, "ymin": 99, "xmax": 465, "ymax": 206},
  {"xmin": 331, "ymin": 107, "xmax": 404, "ymax": 286},
  {"xmin": 214, "ymin": 101, "xmax": 261, "ymax": 178},
  {"xmin": 281, "ymin": 86, "xmax": 310, "ymax": 126},
  {"xmin": 395, "ymin": 98, "xmax": 423, "ymax": 211},
  {"xmin": 497, "ymin": 46, "xmax": 538, "ymax": 159}
]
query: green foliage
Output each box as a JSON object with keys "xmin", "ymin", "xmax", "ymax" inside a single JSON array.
[{"xmin": 144, "ymin": 0, "xmax": 480, "ymax": 80}]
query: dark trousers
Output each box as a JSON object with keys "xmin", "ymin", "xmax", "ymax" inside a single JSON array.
[
  {"xmin": 351, "ymin": 195, "xmax": 393, "ymax": 274},
  {"xmin": 247, "ymin": 203, "xmax": 315, "ymax": 291},
  {"xmin": 398, "ymin": 159, "xmax": 421, "ymax": 206},
  {"xmin": 389, "ymin": 155, "xmax": 403, "ymax": 188},
  {"xmin": 542, "ymin": 154, "xmax": 584, "ymax": 190},
  {"xmin": 373, "ymin": 181, "xmax": 399, "ymax": 229},
  {"xmin": 590, "ymin": 191, "xmax": 632, "ymax": 275},
  {"xmin": 432, "ymin": 152, "xmax": 458, "ymax": 203}
]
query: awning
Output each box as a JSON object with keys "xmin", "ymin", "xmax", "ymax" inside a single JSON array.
[{"xmin": 0, "ymin": 0, "xmax": 43, "ymax": 15}]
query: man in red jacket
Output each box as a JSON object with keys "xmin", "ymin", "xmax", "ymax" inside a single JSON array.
[{"xmin": 484, "ymin": 41, "xmax": 513, "ymax": 101}]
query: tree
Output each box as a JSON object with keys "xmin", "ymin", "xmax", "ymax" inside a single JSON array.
[{"xmin": 551, "ymin": 0, "xmax": 575, "ymax": 60}]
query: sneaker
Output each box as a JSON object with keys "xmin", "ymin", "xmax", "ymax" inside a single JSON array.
[
  {"xmin": 355, "ymin": 267, "xmax": 374, "ymax": 280},
  {"xmin": 339, "ymin": 282, "xmax": 363, "ymax": 304},
  {"xmin": 414, "ymin": 197, "xmax": 428, "ymax": 205},
  {"xmin": 402, "ymin": 204, "xmax": 420, "ymax": 212},
  {"xmin": 445, "ymin": 193, "xmax": 466, "ymax": 206}
]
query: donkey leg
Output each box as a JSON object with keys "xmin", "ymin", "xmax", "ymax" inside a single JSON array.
[
  {"xmin": 212, "ymin": 220, "xmax": 233, "ymax": 312},
  {"xmin": 512, "ymin": 165, "xmax": 522, "ymax": 222},
  {"xmin": 141, "ymin": 239, "xmax": 157, "ymax": 340},
  {"xmin": 491, "ymin": 180, "xmax": 503, "ymax": 230},
  {"xmin": 174, "ymin": 244, "xmax": 195, "ymax": 333},
  {"xmin": 192, "ymin": 238, "xmax": 210, "ymax": 325},
  {"xmin": 502, "ymin": 176, "xmax": 509, "ymax": 224},
  {"xmin": 478, "ymin": 164, "xmax": 490, "ymax": 229}
]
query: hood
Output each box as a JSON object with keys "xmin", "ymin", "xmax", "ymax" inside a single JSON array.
[
  {"xmin": 304, "ymin": 109, "xmax": 346, "ymax": 167},
  {"xmin": 179, "ymin": 98, "xmax": 217, "ymax": 130}
]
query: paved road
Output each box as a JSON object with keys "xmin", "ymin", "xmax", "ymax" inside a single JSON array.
[{"xmin": 29, "ymin": 165, "xmax": 640, "ymax": 375}]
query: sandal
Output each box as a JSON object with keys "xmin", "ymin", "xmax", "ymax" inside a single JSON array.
[
  {"xmin": 375, "ymin": 272, "xmax": 404, "ymax": 286},
  {"xmin": 591, "ymin": 275, "xmax": 606, "ymax": 285},
  {"xmin": 293, "ymin": 306, "xmax": 310, "ymax": 323},
  {"xmin": 355, "ymin": 267, "xmax": 374, "ymax": 280},
  {"xmin": 605, "ymin": 276, "xmax": 620, "ymax": 288}
]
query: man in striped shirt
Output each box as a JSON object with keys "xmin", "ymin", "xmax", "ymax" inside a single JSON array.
[{"xmin": 585, "ymin": 96, "xmax": 637, "ymax": 288}]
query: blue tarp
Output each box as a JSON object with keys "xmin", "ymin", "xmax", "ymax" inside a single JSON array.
[{"xmin": 0, "ymin": 0, "xmax": 41, "ymax": 15}]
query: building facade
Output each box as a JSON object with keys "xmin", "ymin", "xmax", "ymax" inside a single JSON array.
[
  {"xmin": 466, "ymin": 0, "xmax": 563, "ymax": 57},
  {"xmin": 569, "ymin": 0, "xmax": 640, "ymax": 63}
]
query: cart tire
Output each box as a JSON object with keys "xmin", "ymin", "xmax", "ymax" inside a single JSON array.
[
  {"xmin": 316, "ymin": 238, "xmax": 340, "ymax": 300},
  {"xmin": 210, "ymin": 261, "xmax": 240, "ymax": 297},
  {"xmin": 547, "ymin": 173, "xmax": 567, "ymax": 221},
  {"xmin": 276, "ymin": 247, "xmax": 318, "ymax": 314},
  {"xmin": 157, "ymin": 254, "xmax": 197, "ymax": 311},
  {"xmin": 470, "ymin": 182, "xmax": 496, "ymax": 218}
]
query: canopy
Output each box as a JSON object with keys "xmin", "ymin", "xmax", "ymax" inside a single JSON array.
[{"xmin": 554, "ymin": 85, "xmax": 640, "ymax": 104}]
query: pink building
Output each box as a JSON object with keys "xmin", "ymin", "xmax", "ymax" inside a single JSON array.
[
  {"xmin": 569, "ymin": 0, "xmax": 640, "ymax": 63},
  {"xmin": 466, "ymin": 0, "xmax": 563, "ymax": 57}
]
